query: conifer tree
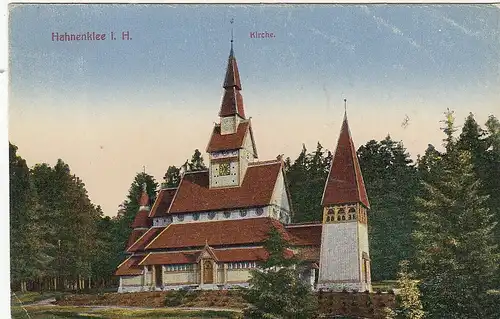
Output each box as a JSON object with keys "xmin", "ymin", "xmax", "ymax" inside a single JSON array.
[
  {"xmin": 243, "ymin": 226, "xmax": 317, "ymax": 319},
  {"xmin": 357, "ymin": 136, "xmax": 420, "ymax": 280},
  {"xmin": 188, "ymin": 149, "xmax": 207, "ymax": 171},
  {"xmin": 413, "ymin": 111, "xmax": 499, "ymax": 319},
  {"xmin": 394, "ymin": 260, "xmax": 424, "ymax": 319},
  {"xmin": 163, "ymin": 165, "xmax": 181, "ymax": 188},
  {"xmin": 10, "ymin": 143, "xmax": 51, "ymax": 291}
]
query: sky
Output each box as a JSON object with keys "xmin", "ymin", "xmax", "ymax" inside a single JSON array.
[{"xmin": 8, "ymin": 3, "xmax": 500, "ymax": 217}]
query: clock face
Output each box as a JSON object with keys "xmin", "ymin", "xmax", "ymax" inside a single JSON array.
[{"xmin": 219, "ymin": 163, "xmax": 231, "ymax": 176}]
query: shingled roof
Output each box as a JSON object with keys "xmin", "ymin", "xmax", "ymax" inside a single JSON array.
[
  {"xmin": 115, "ymin": 255, "xmax": 143, "ymax": 276},
  {"xmin": 206, "ymin": 121, "xmax": 249, "ymax": 153},
  {"xmin": 146, "ymin": 217, "xmax": 289, "ymax": 250},
  {"xmin": 322, "ymin": 113, "xmax": 370, "ymax": 208},
  {"xmin": 127, "ymin": 227, "xmax": 165, "ymax": 253},
  {"xmin": 220, "ymin": 47, "xmax": 245, "ymax": 118},
  {"xmin": 149, "ymin": 188, "xmax": 177, "ymax": 218},
  {"xmin": 168, "ymin": 160, "xmax": 282, "ymax": 214}
]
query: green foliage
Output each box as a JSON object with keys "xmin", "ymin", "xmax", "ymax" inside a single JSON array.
[
  {"xmin": 243, "ymin": 226, "xmax": 317, "ymax": 319},
  {"xmin": 357, "ymin": 136, "xmax": 421, "ymax": 281},
  {"xmin": 163, "ymin": 165, "xmax": 181, "ymax": 188},
  {"xmin": 10, "ymin": 143, "xmax": 52, "ymax": 284},
  {"xmin": 413, "ymin": 114, "xmax": 500, "ymax": 318},
  {"xmin": 285, "ymin": 143, "xmax": 331, "ymax": 223},
  {"xmin": 10, "ymin": 142, "xmax": 121, "ymax": 291},
  {"xmin": 394, "ymin": 260, "xmax": 424, "ymax": 319}
]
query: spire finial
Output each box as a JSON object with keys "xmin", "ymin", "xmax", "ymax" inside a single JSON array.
[
  {"xmin": 344, "ymin": 98, "xmax": 347, "ymax": 113},
  {"xmin": 230, "ymin": 18, "xmax": 234, "ymax": 51}
]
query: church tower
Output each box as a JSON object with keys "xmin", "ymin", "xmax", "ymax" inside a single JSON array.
[
  {"xmin": 126, "ymin": 183, "xmax": 152, "ymax": 250},
  {"xmin": 318, "ymin": 111, "xmax": 372, "ymax": 292},
  {"xmin": 206, "ymin": 44, "xmax": 258, "ymax": 189}
]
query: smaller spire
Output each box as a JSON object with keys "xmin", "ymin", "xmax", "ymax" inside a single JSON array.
[
  {"xmin": 139, "ymin": 182, "xmax": 149, "ymax": 208},
  {"xmin": 230, "ymin": 18, "xmax": 234, "ymax": 51},
  {"xmin": 343, "ymin": 98, "xmax": 347, "ymax": 118}
]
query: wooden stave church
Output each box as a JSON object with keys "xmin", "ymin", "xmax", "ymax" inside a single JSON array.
[{"xmin": 114, "ymin": 44, "xmax": 372, "ymax": 293}]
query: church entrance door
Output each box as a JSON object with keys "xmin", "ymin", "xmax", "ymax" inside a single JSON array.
[
  {"xmin": 203, "ymin": 260, "xmax": 214, "ymax": 284},
  {"xmin": 154, "ymin": 265, "xmax": 162, "ymax": 287}
]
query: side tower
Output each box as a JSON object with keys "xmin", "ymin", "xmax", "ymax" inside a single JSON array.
[
  {"xmin": 318, "ymin": 111, "xmax": 371, "ymax": 292},
  {"xmin": 126, "ymin": 183, "xmax": 152, "ymax": 250}
]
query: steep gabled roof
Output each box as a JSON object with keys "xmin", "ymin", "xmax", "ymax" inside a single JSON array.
[
  {"xmin": 286, "ymin": 223, "xmax": 322, "ymax": 246},
  {"xmin": 168, "ymin": 160, "xmax": 282, "ymax": 214},
  {"xmin": 114, "ymin": 255, "xmax": 143, "ymax": 276},
  {"xmin": 146, "ymin": 217, "xmax": 289, "ymax": 250},
  {"xmin": 130, "ymin": 210, "xmax": 151, "ymax": 229},
  {"xmin": 322, "ymin": 113, "xmax": 370, "ymax": 208},
  {"xmin": 206, "ymin": 121, "xmax": 250, "ymax": 153},
  {"xmin": 220, "ymin": 47, "xmax": 245, "ymax": 118},
  {"xmin": 127, "ymin": 229, "xmax": 147, "ymax": 250},
  {"xmin": 149, "ymin": 188, "xmax": 177, "ymax": 218},
  {"xmin": 127, "ymin": 227, "xmax": 165, "ymax": 253},
  {"xmin": 138, "ymin": 247, "xmax": 294, "ymax": 265}
]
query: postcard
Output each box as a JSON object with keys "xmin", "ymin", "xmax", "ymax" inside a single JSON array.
[{"xmin": 8, "ymin": 3, "xmax": 500, "ymax": 319}]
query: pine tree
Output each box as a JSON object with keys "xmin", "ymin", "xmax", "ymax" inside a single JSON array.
[
  {"xmin": 10, "ymin": 143, "xmax": 52, "ymax": 291},
  {"xmin": 357, "ymin": 136, "xmax": 421, "ymax": 281},
  {"xmin": 243, "ymin": 227, "xmax": 317, "ymax": 319},
  {"xmin": 163, "ymin": 165, "xmax": 181, "ymax": 188},
  {"xmin": 394, "ymin": 260, "xmax": 424, "ymax": 319},
  {"xmin": 115, "ymin": 172, "xmax": 158, "ymax": 256},
  {"xmin": 413, "ymin": 111, "xmax": 499, "ymax": 318},
  {"xmin": 188, "ymin": 149, "xmax": 207, "ymax": 171},
  {"xmin": 286, "ymin": 143, "xmax": 331, "ymax": 223}
]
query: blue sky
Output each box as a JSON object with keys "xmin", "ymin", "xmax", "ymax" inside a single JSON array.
[{"xmin": 8, "ymin": 4, "xmax": 500, "ymax": 216}]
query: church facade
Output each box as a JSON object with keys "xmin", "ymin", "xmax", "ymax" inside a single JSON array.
[{"xmin": 115, "ymin": 45, "xmax": 372, "ymax": 293}]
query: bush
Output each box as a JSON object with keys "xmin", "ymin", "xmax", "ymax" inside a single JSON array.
[{"xmin": 164, "ymin": 290, "xmax": 187, "ymax": 307}]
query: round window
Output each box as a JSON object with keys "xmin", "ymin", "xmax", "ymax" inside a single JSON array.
[
  {"xmin": 256, "ymin": 207, "xmax": 264, "ymax": 216},
  {"xmin": 177, "ymin": 215, "xmax": 184, "ymax": 222},
  {"xmin": 193, "ymin": 213, "xmax": 200, "ymax": 221}
]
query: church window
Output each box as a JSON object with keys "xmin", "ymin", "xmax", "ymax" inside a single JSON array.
[
  {"xmin": 239, "ymin": 210, "xmax": 247, "ymax": 217},
  {"xmin": 193, "ymin": 213, "xmax": 200, "ymax": 221},
  {"xmin": 219, "ymin": 163, "xmax": 231, "ymax": 176},
  {"xmin": 256, "ymin": 207, "xmax": 264, "ymax": 216},
  {"xmin": 208, "ymin": 212, "xmax": 216, "ymax": 220}
]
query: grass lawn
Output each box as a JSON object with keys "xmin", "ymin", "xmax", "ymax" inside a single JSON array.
[
  {"xmin": 11, "ymin": 305, "xmax": 242, "ymax": 319},
  {"xmin": 11, "ymin": 291, "xmax": 69, "ymax": 304}
]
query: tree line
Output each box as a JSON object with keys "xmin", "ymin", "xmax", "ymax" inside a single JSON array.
[{"xmin": 10, "ymin": 111, "xmax": 500, "ymax": 314}]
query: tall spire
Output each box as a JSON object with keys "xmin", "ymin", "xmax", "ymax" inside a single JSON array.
[
  {"xmin": 322, "ymin": 111, "xmax": 370, "ymax": 208},
  {"xmin": 219, "ymin": 19, "xmax": 245, "ymax": 119}
]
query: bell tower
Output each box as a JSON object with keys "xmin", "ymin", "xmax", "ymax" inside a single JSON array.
[
  {"xmin": 318, "ymin": 109, "xmax": 372, "ymax": 292},
  {"xmin": 206, "ymin": 37, "xmax": 258, "ymax": 189}
]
